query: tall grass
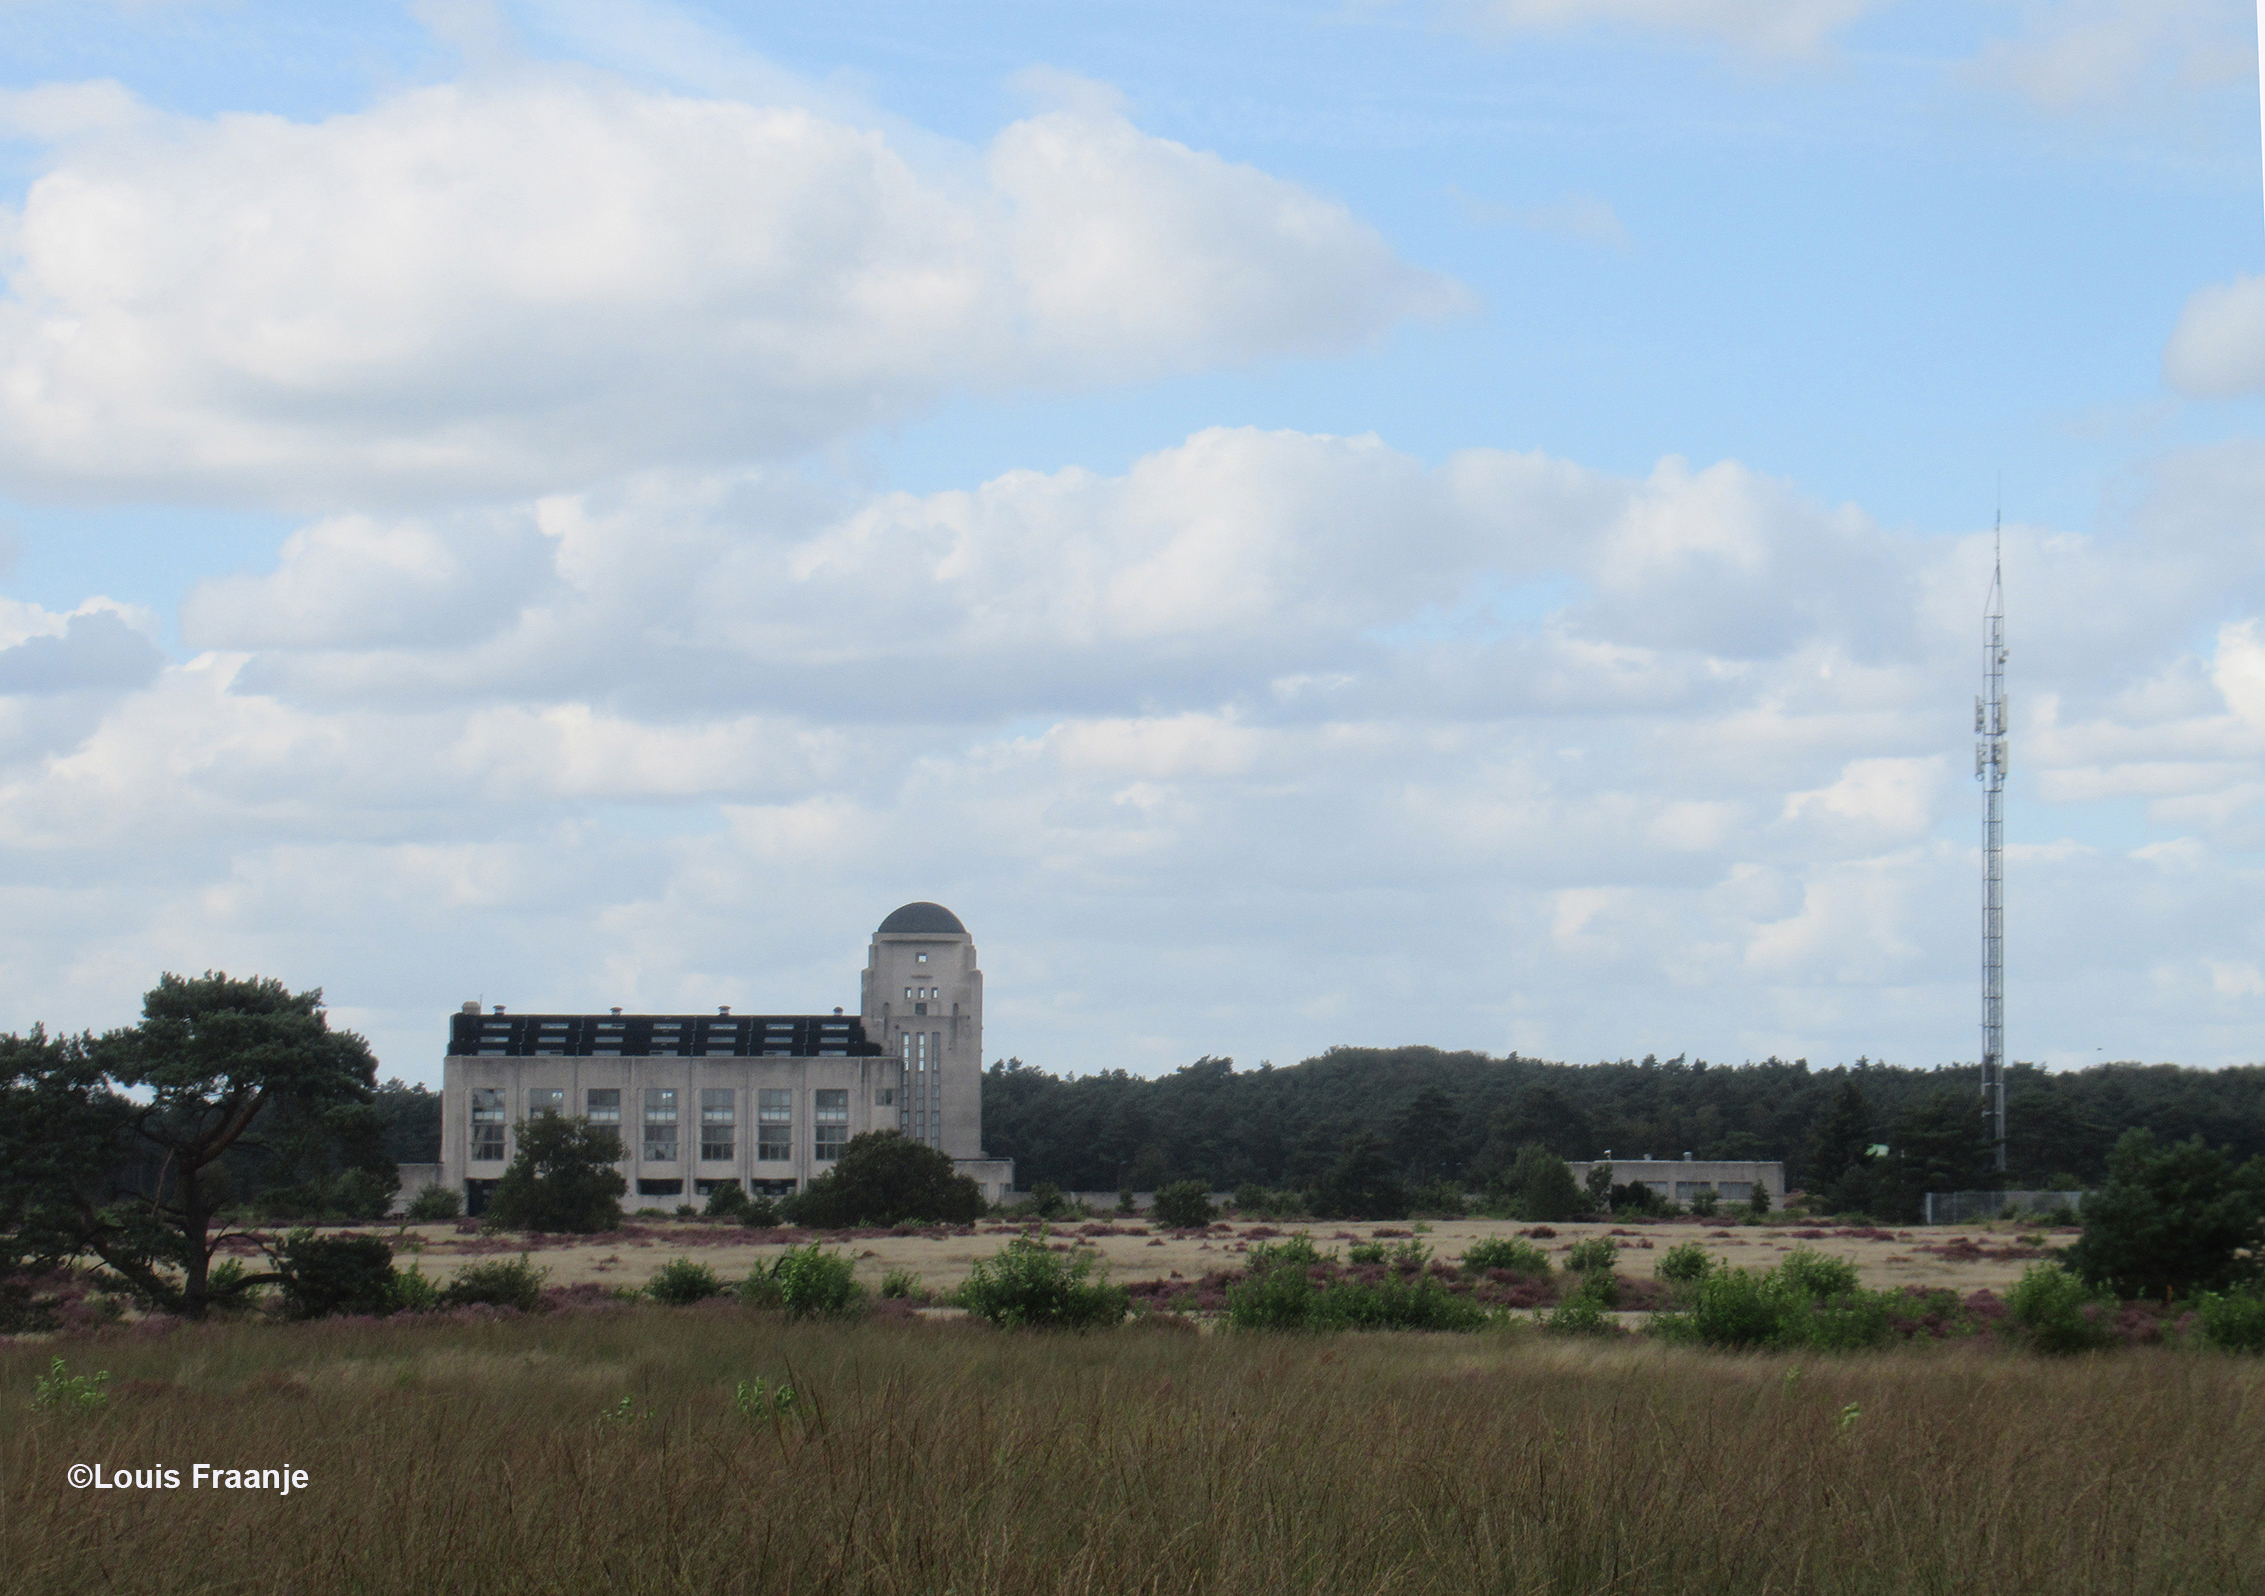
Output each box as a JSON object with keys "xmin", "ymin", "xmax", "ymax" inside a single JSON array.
[{"xmin": 3, "ymin": 1310, "xmax": 2260, "ymax": 1594}]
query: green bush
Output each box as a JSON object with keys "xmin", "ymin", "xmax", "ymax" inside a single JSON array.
[
  {"xmin": 1346, "ymin": 1241, "xmax": 1387, "ymax": 1265},
  {"xmin": 1688, "ymin": 1189, "xmax": 1719, "ymax": 1219},
  {"xmin": 1657, "ymin": 1268, "xmax": 1779, "ymax": 1349},
  {"xmin": 880, "ymin": 1267, "xmax": 926, "ymax": 1301},
  {"xmin": 1225, "ymin": 1255, "xmax": 1320, "ymax": 1330},
  {"xmin": 2065, "ymin": 1128, "xmax": 2265, "ymax": 1300},
  {"xmin": 646, "ymin": 1257, "xmax": 724, "ymax": 1305},
  {"xmin": 1544, "ymin": 1288, "xmax": 1613, "ymax": 1336},
  {"xmin": 1232, "ymin": 1182, "xmax": 1266, "ymax": 1214},
  {"xmin": 384, "ymin": 1263, "xmax": 440, "ymax": 1314},
  {"xmin": 1775, "ymin": 1248, "xmax": 1860, "ymax": 1301},
  {"xmin": 741, "ymin": 1244, "xmax": 864, "ymax": 1319},
  {"xmin": 1564, "ymin": 1236, "xmax": 1619, "ymax": 1275},
  {"xmin": 407, "ymin": 1185, "xmax": 463, "ymax": 1222},
  {"xmin": 1246, "ymin": 1235, "xmax": 1325, "ymax": 1273},
  {"xmin": 1311, "ymin": 1273, "xmax": 1490, "ymax": 1332},
  {"xmin": 958, "ymin": 1237, "xmax": 1127, "ymax": 1329},
  {"xmin": 1408, "ymin": 1180, "xmax": 1468, "ymax": 1217},
  {"xmin": 786, "ymin": 1132, "xmax": 987, "ymax": 1228},
  {"xmin": 2004, "ymin": 1263, "xmax": 2115, "ymax": 1355},
  {"xmin": 702, "ymin": 1182, "xmax": 748, "ymax": 1219},
  {"xmin": 1462, "ymin": 1237, "xmax": 1551, "ymax": 1277},
  {"xmin": 440, "ymin": 1254, "xmax": 547, "ymax": 1312},
  {"xmin": 2197, "ymin": 1286, "xmax": 2265, "ymax": 1352},
  {"xmin": 30, "ymin": 1356, "xmax": 109, "ymax": 1412},
  {"xmin": 1151, "ymin": 1180, "xmax": 1217, "ymax": 1229},
  {"xmin": 1501, "ymin": 1144, "xmax": 1586, "ymax": 1223},
  {"xmin": 1655, "ymin": 1242, "xmax": 1715, "ymax": 1284},
  {"xmin": 277, "ymin": 1229, "xmax": 396, "ymax": 1320},
  {"xmin": 740, "ymin": 1194, "xmax": 782, "ymax": 1228}
]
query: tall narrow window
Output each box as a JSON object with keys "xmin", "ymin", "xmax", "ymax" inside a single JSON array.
[
  {"xmin": 757, "ymin": 1089, "xmax": 792, "ymax": 1162},
  {"xmin": 527, "ymin": 1088, "xmax": 565, "ymax": 1118},
  {"xmin": 643, "ymin": 1087, "xmax": 678, "ymax": 1162},
  {"xmin": 470, "ymin": 1088, "xmax": 507, "ymax": 1162},
  {"xmin": 813, "ymin": 1089, "xmax": 849, "ymax": 1161},
  {"xmin": 586, "ymin": 1088, "xmax": 621, "ymax": 1125},
  {"xmin": 700, "ymin": 1088, "xmax": 735, "ymax": 1162}
]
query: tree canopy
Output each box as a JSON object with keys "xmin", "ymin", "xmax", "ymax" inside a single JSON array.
[
  {"xmin": 786, "ymin": 1131, "xmax": 987, "ymax": 1228},
  {"xmin": 0, "ymin": 972, "xmax": 382, "ymax": 1318},
  {"xmin": 2065, "ymin": 1129, "xmax": 2265, "ymax": 1300},
  {"xmin": 486, "ymin": 1114, "xmax": 627, "ymax": 1234}
]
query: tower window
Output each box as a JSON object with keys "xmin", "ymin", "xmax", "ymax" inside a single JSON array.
[{"xmin": 643, "ymin": 1088, "xmax": 679, "ymax": 1163}]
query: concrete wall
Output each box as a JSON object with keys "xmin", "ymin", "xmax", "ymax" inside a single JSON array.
[
  {"xmin": 1569, "ymin": 1159, "xmax": 1785, "ymax": 1206},
  {"xmin": 862, "ymin": 928, "xmax": 983, "ymax": 1159},
  {"xmin": 391, "ymin": 1163, "xmax": 445, "ymax": 1215}
]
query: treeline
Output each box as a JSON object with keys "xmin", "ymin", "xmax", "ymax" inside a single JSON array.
[{"xmin": 977, "ymin": 1048, "xmax": 2265, "ymax": 1219}]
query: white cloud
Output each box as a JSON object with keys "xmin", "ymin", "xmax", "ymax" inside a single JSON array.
[
  {"xmin": 1437, "ymin": 0, "xmax": 1887, "ymax": 57},
  {"xmin": 6, "ymin": 427, "xmax": 2265, "ymax": 1075},
  {"xmin": 1969, "ymin": 0, "xmax": 2255, "ymax": 112},
  {"xmin": 0, "ymin": 70, "xmax": 1460, "ymax": 507},
  {"xmin": 2165, "ymin": 275, "xmax": 2265, "ymax": 398}
]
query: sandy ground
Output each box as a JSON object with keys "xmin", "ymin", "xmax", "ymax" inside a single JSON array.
[{"xmin": 371, "ymin": 1213, "xmax": 2072, "ymax": 1301}]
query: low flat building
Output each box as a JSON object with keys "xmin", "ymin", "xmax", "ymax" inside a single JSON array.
[
  {"xmin": 438, "ymin": 901, "xmax": 1014, "ymax": 1214},
  {"xmin": 1568, "ymin": 1157, "xmax": 1785, "ymax": 1208}
]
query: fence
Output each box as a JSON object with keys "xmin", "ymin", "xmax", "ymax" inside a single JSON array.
[{"xmin": 1923, "ymin": 1189, "xmax": 2087, "ymax": 1225}]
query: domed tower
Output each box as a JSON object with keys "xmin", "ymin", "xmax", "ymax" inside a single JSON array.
[{"xmin": 860, "ymin": 902, "xmax": 982, "ymax": 1158}]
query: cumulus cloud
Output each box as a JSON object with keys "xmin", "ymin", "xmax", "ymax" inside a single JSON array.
[
  {"xmin": 1435, "ymin": 0, "xmax": 1887, "ymax": 57},
  {"xmin": 0, "ymin": 71, "xmax": 1460, "ymax": 507},
  {"xmin": 2165, "ymin": 275, "xmax": 2265, "ymax": 397},
  {"xmin": 1969, "ymin": 0, "xmax": 2255, "ymax": 112},
  {"xmin": 0, "ymin": 426, "xmax": 2232, "ymax": 1076}
]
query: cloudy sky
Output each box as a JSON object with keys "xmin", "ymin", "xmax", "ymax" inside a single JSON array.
[{"xmin": 0, "ymin": 0, "xmax": 2260, "ymax": 1084}]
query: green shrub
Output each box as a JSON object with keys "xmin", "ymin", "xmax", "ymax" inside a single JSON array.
[
  {"xmin": 646, "ymin": 1257, "xmax": 725, "ymax": 1305},
  {"xmin": 1232, "ymin": 1183, "xmax": 1267, "ymax": 1215},
  {"xmin": 740, "ymin": 1195, "xmax": 783, "ymax": 1228},
  {"xmin": 2065, "ymin": 1128, "xmax": 2265, "ymax": 1300},
  {"xmin": 1117, "ymin": 1190, "xmax": 1138, "ymax": 1214},
  {"xmin": 880, "ymin": 1267, "xmax": 926, "ymax": 1301},
  {"xmin": 1689, "ymin": 1189, "xmax": 1719, "ymax": 1219},
  {"xmin": 1775, "ymin": 1248, "xmax": 1860, "ymax": 1301},
  {"xmin": 1408, "ymin": 1180, "xmax": 1467, "ymax": 1218},
  {"xmin": 384, "ymin": 1263, "xmax": 440, "ymax": 1314},
  {"xmin": 958, "ymin": 1237, "xmax": 1127, "ymax": 1329},
  {"xmin": 1311, "ymin": 1273, "xmax": 1490, "ymax": 1332},
  {"xmin": 278, "ymin": 1229, "xmax": 396, "ymax": 1320},
  {"xmin": 1564, "ymin": 1236, "xmax": 1619, "ymax": 1275},
  {"xmin": 1346, "ymin": 1241, "xmax": 1387, "ymax": 1265},
  {"xmin": 1656, "ymin": 1268, "xmax": 1779, "ymax": 1349},
  {"xmin": 1225, "ymin": 1255, "xmax": 1319, "ymax": 1330},
  {"xmin": 2197, "ymin": 1286, "xmax": 2265, "ymax": 1352},
  {"xmin": 2004, "ymin": 1263, "xmax": 2114, "ymax": 1355},
  {"xmin": 1152, "ymin": 1180, "xmax": 1217, "ymax": 1229},
  {"xmin": 1655, "ymin": 1242, "xmax": 1715, "ymax": 1284},
  {"xmin": 1789, "ymin": 1289, "xmax": 1896, "ymax": 1352},
  {"xmin": 440, "ymin": 1254, "xmax": 548, "ymax": 1312},
  {"xmin": 1462, "ymin": 1237, "xmax": 1551, "ymax": 1277},
  {"xmin": 786, "ymin": 1131, "xmax": 987, "ymax": 1228},
  {"xmin": 755, "ymin": 1244, "xmax": 863, "ymax": 1319},
  {"xmin": 1544, "ymin": 1289, "xmax": 1613, "ymax": 1336},
  {"xmin": 702, "ymin": 1182, "xmax": 748, "ymax": 1219},
  {"xmin": 407, "ymin": 1185, "xmax": 463, "ymax": 1222},
  {"xmin": 30, "ymin": 1356, "xmax": 109, "ymax": 1412},
  {"xmin": 1245, "ymin": 1235, "xmax": 1325, "ymax": 1273},
  {"xmin": 1500, "ymin": 1144, "xmax": 1586, "ymax": 1222}
]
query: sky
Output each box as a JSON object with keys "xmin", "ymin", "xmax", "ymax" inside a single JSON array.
[{"xmin": 0, "ymin": 0, "xmax": 2261, "ymax": 1086}]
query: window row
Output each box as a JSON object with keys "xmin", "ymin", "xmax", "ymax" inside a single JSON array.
[{"xmin": 468, "ymin": 1086, "xmax": 851, "ymax": 1165}]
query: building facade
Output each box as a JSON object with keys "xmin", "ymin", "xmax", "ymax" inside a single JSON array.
[
  {"xmin": 1566, "ymin": 1158, "xmax": 1785, "ymax": 1208},
  {"xmin": 438, "ymin": 902, "xmax": 1013, "ymax": 1212}
]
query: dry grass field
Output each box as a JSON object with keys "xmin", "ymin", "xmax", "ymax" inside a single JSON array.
[
  {"xmin": 369, "ymin": 1213, "xmax": 2067, "ymax": 1301},
  {"xmin": 3, "ymin": 1304, "xmax": 2259, "ymax": 1596}
]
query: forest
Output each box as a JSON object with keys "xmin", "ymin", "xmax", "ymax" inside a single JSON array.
[{"xmin": 971, "ymin": 1047, "xmax": 2265, "ymax": 1221}]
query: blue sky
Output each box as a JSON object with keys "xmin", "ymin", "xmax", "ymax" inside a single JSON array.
[{"xmin": 0, "ymin": 0, "xmax": 2260, "ymax": 1083}]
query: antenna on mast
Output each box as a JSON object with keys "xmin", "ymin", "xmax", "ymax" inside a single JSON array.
[{"xmin": 1976, "ymin": 509, "xmax": 2008, "ymax": 1172}]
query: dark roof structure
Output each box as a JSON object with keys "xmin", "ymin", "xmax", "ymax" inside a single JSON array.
[
  {"xmin": 877, "ymin": 901, "xmax": 966, "ymax": 935},
  {"xmin": 448, "ymin": 1012, "xmax": 879, "ymax": 1058}
]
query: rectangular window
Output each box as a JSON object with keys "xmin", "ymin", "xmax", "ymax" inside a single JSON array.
[
  {"xmin": 814, "ymin": 1088, "xmax": 849, "ymax": 1161},
  {"xmin": 636, "ymin": 1178, "xmax": 683, "ymax": 1198},
  {"xmin": 875, "ymin": 1087, "xmax": 895, "ymax": 1106},
  {"xmin": 700, "ymin": 1088, "xmax": 735, "ymax": 1162},
  {"xmin": 470, "ymin": 1088, "xmax": 507, "ymax": 1162},
  {"xmin": 586, "ymin": 1088, "xmax": 621, "ymax": 1125},
  {"xmin": 757, "ymin": 1088, "xmax": 792, "ymax": 1161},
  {"xmin": 527, "ymin": 1088, "xmax": 565, "ymax": 1118},
  {"xmin": 1717, "ymin": 1182, "xmax": 1753, "ymax": 1202},
  {"xmin": 643, "ymin": 1087, "xmax": 678, "ymax": 1162}
]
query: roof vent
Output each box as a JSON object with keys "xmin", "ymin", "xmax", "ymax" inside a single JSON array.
[
  {"xmin": 718, "ymin": 1006, "xmax": 731, "ymax": 1016},
  {"xmin": 461, "ymin": 1001, "xmax": 480, "ymax": 1014}
]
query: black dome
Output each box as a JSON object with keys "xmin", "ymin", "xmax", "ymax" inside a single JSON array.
[{"xmin": 878, "ymin": 901, "xmax": 967, "ymax": 935}]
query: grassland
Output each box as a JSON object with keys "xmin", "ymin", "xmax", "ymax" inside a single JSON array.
[{"xmin": 4, "ymin": 1304, "xmax": 2260, "ymax": 1596}]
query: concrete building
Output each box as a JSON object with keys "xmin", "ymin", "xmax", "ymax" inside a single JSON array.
[
  {"xmin": 1567, "ymin": 1157, "xmax": 1785, "ymax": 1209},
  {"xmin": 438, "ymin": 902, "xmax": 1013, "ymax": 1213}
]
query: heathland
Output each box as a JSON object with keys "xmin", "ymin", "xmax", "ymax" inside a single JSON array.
[{"xmin": 6, "ymin": 1302, "xmax": 2261, "ymax": 1596}]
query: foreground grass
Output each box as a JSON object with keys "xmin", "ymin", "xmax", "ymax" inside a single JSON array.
[{"xmin": 3, "ymin": 1309, "xmax": 2261, "ymax": 1595}]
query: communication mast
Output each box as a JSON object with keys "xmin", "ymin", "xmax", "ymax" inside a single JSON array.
[{"xmin": 1975, "ymin": 520, "xmax": 2008, "ymax": 1171}]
